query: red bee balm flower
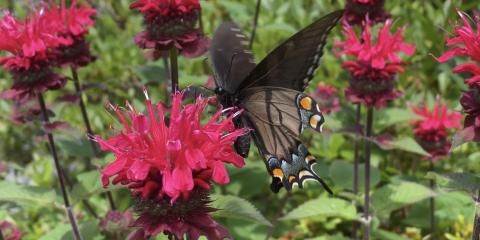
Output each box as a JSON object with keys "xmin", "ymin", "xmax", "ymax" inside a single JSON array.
[
  {"xmin": 313, "ymin": 83, "xmax": 340, "ymax": 114},
  {"xmin": 335, "ymin": 18, "xmax": 415, "ymax": 108},
  {"xmin": 0, "ymin": 11, "xmax": 68, "ymax": 103},
  {"xmin": 344, "ymin": 0, "xmax": 389, "ymax": 26},
  {"xmin": 97, "ymin": 92, "xmax": 242, "ymax": 239},
  {"xmin": 44, "ymin": 0, "xmax": 96, "ymax": 68},
  {"xmin": 130, "ymin": 0, "xmax": 209, "ymax": 58},
  {"xmin": 435, "ymin": 11, "xmax": 480, "ymax": 87},
  {"xmin": 411, "ymin": 98, "xmax": 462, "ymax": 161},
  {"xmin": 97, "ymin": 92, "xmax": 245, "ymax": 201}
]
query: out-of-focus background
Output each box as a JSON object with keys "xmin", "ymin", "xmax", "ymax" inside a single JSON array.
[{"xmin": 0, "ymin": 0, "xmax": 479, "ymax": 239}]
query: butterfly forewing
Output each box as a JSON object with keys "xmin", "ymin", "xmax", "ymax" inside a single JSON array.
[
  {"xmin": 237, "ymin": 10, "xmax": 343, "ymax": 92},
  {"xmin": 210, "ymin": 22, "xmax": 256, "ymax": 93}
]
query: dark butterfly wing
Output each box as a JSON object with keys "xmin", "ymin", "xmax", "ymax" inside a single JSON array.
[
  {"xmin": 237, "ymin": 10, "xmax": 343, "ymax": 92},
  {"xmin": 239, "ymin": 87, "xmax": 331, "ymax": 193},
  {"xmin": 210, "ymin": 22, "xmax": 256, "ymax": 93}
]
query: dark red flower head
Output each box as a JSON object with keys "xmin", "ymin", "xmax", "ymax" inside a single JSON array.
[
  {"xmin": 344, "ymin": 0, "xmax": 389, "ymax": 26},
  {"xmin": 434, "ymin": 11, "xmax": 480, "ymax": 88},
  {"xmin": 0, "ymin": 11, "xmax": 68, "ymax": 103},
  {"xmin": 0, "ymin": 221, "xmax": 23, "ymax": 240},
  {"xmin": 411, "ymin": 98, "xmax": 462, "ymax": 161},
  {"xmin": 43, "ymin": 0, "xmax": 96, "ymax": 67},
  {"xmin": 96, "ymin": 92, "xmax": 246, "ymax": 202},
  {"xmin": 130, "ymin": 0, "xmax": 209, "ymax": 58},
  {"xmin": 334, "ymin": 18, "xmax": 415, "ymax": 108},
  {"xmin": 132, "ymin": 188, "xmax": 229, "ymax": 240},
  {"xmin": 460, "ymin": 88, "xmax": 480, "ymax": 130},
  {"xmin": 313, "ymin": 83, "xmax": 340, "ymax": 114}
]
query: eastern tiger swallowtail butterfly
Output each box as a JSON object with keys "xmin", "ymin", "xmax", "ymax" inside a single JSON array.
[{"xmin": 210, "ymin": 10, "xmax": 343, "ymax": 193}]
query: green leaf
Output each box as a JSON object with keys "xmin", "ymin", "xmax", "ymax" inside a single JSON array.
[
  {"xmin": 211, "ymin": 194, "xmax": 272, "ymax": 226},
  {"xmin": 0, "ymin": 181, "xmax": 57, "ymax": 206},
  {"xmin": 329, "ymin": 160, "xmax": 380, "ymax": 192},
  {"xmin": 57, "ymin": 137, "xmax": 95, "ymax": 158},
  {"xmin": 376, "ymin": 108, "xmax": 421, "ymax": 130},
  {"xmin": 310, "ymin": 234, "xmax": 350, "ymax": 240},
  {"xmin": 376, "ymin": 137, "xmax": 430, "ymax": 156},
  {"xmin": 39, "ymin": 220, "xmax": 102, "ymax": 240},
  {"xmin": 71, "ymin": 171, "xmax": 123, "ymax": 204},
  {"xmin": 134, "ymin": 64, "xmax": 166, "ymax": 84},
  {"xmin": 372, "ymin": 229, "xmax": 408, "ymax": 240},
  {"xmin": 426, "ymin": 172, "xmax": 480, "ymax": 196},
  {"xmin": 280, "ymin": 196, "xmax": 357, "ymax": 221},
  {"xmin": 371, "ymin": 181, "xmax": 436, "ymax": 219}
]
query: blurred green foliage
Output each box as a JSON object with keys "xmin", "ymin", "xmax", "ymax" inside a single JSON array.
[{"xmin": 0, "ymin": 0, "xmax": 479, "ymax": 239}]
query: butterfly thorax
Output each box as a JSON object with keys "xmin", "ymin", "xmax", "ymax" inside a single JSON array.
[{"xmin": 214, "ymin": 87, "xmax": 238, "ymax": 109}]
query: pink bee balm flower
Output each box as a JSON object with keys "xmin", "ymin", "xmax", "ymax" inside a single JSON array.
[
  {"xmin": 434, "ymin": 11, "xmax": 480, "ymax": 87},
  {"xmin": 313, "ymin": 83, "xmax": 340, "ymax": 114},
  {"xmin": 334, "ymin": 18, "xmax": 415, "ymax": 108},
  {"xmin": 411, "ymin": 98, "xmax": 462, "ymax": 161},
  {"xmin": 96, "ymin": 92, "xmax": 246, "ymax": 202},
  {"xmin": 0, "ymin": 11, "xmax": 68, "ymax": 103},
  {"xmin": 130, "ymin": 0, "xmax": 209, "ymax": 58}
]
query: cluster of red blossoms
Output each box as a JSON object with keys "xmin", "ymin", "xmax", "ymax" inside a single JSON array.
[
  {"xmin": 0, "ymin": 1, "xmax": 95, "ymax": 103},
  {"xmin": 130, "ymin": 0, "xmax": 209, "ymax": 58},
  {"xmin": 96, "ymin": 92, "xmax": 246, "ymax": 239},
  {"xmin": 411, "ymin": 98, "xmax": 462, "ymax": 161},
  {"xmin": 436, "ymin": 11, "xmax": 480, "ymax": 142},
  {"xmin": 334, "ymin": 18, "xmax": 415, "ymax": 108},
  {"xmin": 314, "ymin": 83, "xmax": 340, "ymax": 114},
  {"xmin": 344, "ymin": 0, "xmax": 389, "ymax": 25}
]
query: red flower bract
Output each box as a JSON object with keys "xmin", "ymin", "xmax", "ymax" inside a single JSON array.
[
  {"xmin": 130, "ymin": 0, "xmax": 209, "ymax": 58},
  {"xmin": 411, "ymin": 98, "xmax": 462, "ymax": 161},
  {"xmin": 335, "ymin": 18, "xmax": 415, "ymax": 108},
  {"xmin": 434, "ymin": 11, "xmax": 480, "ymax": 87},
  {"xmin": 96, "ymin": 92, "xmax": 246, "ymax": 202},
  {"xmin": 313, "ymin": 83, "xmax": 340, "ymax": 114}
]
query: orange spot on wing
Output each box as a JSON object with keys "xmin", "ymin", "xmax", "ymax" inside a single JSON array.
[
  {"xmin": 300, "ymin": 97, "xmax": 312, "ymax": 110},
  {"xmin": 272, "ymin": 168, "xmax": 284, "ymax": 178},
  {"xmin": 288, "ymin": 176, "xmax": 296, "ymax": 183}
]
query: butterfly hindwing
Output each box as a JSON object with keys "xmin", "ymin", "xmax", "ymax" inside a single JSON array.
[
  {"xmin": 239, "ymin": 87, "xmax": 331, "ymax": 193},
  {"xmin": 210, "ymin": 22, "xmax": 256, "ymax": 93},
  {"xmin": 238, "ymin": 10, "xmax": 343, "ymax": 92}
]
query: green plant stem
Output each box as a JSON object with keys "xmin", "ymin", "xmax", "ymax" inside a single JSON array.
[
  {"xmin": 0, "ymin": 229, "xmax": 4, "ymax": 240},
  {"xmin": 265, "ymin": 192, "xmax": 292, "ymax": 240},
  {"xmin": 38, "ymin": 93, "xmax": 82, "ymax": 240},
  {"xmin": 71, "ymin": 67, "xmax": 116, "ymax": 211},
  {"xmin": 169, "ymin": 48, "xmax": 179, "ymax": 93},
  {"xmin": 162, "ymin": 54, "xmax": 171, "ymax": 104},
  {"xmin": 7, "ymin": 0, "xmax": 13, "ymax": 12},
  {"xmin": 473, "ymin": 190, "xmax": 480, "ymax": 240},
  {"xmin": 429, "ymin": 161, "xmax": 435, "ymax": 236},
  {"xmin": 249, "ymin": 0, "xmax": 262, "ymax": 49},
  {"xmin": 363, "ymin": 107, "xmax": 374, "ymax": 240},
  {"xmin": 352, "ymin": 103, "xmax": 361, "ymax": 240}
]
